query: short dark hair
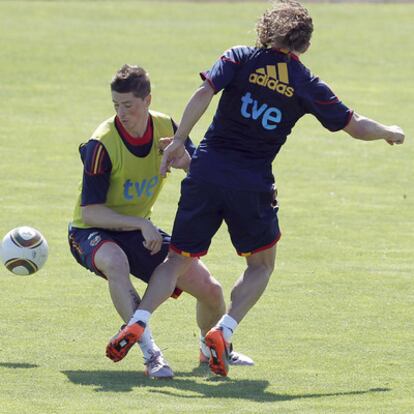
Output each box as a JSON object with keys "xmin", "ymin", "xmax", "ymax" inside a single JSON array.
[
  {"xmin": 256, "ymin": 0, "xmax": 313, "ymax": 53},
  {"xmin": 110, "ymin": 64, "xmax": 151, "ymax": 98}
]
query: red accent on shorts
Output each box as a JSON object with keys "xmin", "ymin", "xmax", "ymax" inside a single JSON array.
[
  {"xmin": 199, "ymin": 72, "xmax": 218, "ymax": 93},
  {"xmin": 169, "ymin": 244, "xmax": 208, "ymax": 258},
  {"xmin": 171, "ymin": 288, "xmax": 183, "ymax": 299},
  {"xmin": 115, "ymin": 115, "xmax": 153, "ymax": 146},
  {"xmin": 237, "ymin": 233, "xmax": 282, "ymax": 257},
  {"xmin": 91, "ymin": 240, "xmax": 114, "ymax": 279}
]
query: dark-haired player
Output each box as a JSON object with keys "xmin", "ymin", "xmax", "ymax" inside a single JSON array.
[
  {"xmin": 68, "ymin": 64, "xmax": 252, "ymax": 379},
  {"xmin": 107, "ymin": 1, "xmax": 405, "ymax": 377}
]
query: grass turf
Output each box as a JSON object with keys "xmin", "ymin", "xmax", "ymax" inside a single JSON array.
[{"xmin": 0, "ymin": 1, "xmax": 413, "ymax": 413}]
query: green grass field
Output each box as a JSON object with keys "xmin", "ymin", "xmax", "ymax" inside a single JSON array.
[{"xmin": 0, "ymin": 1, "xmax": 413, "ymax": 413}]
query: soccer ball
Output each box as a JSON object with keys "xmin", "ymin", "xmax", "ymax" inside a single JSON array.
[{"xmin": 0, "ymin": 227, "xmax": 49, "ymax": 275}]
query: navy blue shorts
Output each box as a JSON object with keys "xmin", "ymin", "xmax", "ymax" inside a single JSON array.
[
  {"xmin": 68, "ymin": 225, "xmax": 170, "ymax": 283},
  {"xmin": 170, "ymin": 177, "xmax": 281, "ymax": 257}
]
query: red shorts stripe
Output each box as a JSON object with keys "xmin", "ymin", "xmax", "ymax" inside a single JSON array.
[
  {"xmin": 171, "ymin": 288, "xmax": 183, "ymax": 299},
  {"xmin": 237, "ymin": 233, "xmax": 281, "ymax": 257},
  {"xmin": 169, "ymin": 244, "xmax": 208, "ymax": 258}
]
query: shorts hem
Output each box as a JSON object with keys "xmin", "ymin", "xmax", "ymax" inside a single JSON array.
[
  {"xmin": 169, "ymin": 244, "xmax": 207, "ymax": 258},
  {"xmin": 171, "ymin": 288, "xmax": 183, "ymax": 299},
  {"xmin": 237, "ymin": 233, "xmax": 281, "ymax": 257}
]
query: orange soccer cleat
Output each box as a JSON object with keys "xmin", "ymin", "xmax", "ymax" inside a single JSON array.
[
  {"xmin": 106, "ymin": 321, "xmax": 145, "ymax": 362},
  {"xmin": 204, "ymin": 327, "xmax": 231, "ymax": 376}
]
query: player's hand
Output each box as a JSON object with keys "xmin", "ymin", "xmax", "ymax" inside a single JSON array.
[
  {"xmin": 158, "ymin": 137, "xmax": 173, "ymax": 152},
  {"xmin": 160, "ymin": 139, "xmax": 186, "ymax": 177},
  {"xmin": 141, "ymin": 220, "xmax": 163, "ymax": 255},
  {"xmin": 170, "ymin": 149, "xmax": 191, "ymax": 170},
  {"xmin": 385, "ymin": 126, "xmax": 405, "ymax": 145}
]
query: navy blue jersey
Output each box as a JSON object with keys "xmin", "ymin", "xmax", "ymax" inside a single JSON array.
[{"xmin": 189, "ymin": 46, "xmax": 353, "ymax": 191}]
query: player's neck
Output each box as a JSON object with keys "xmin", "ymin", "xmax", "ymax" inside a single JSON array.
[{"xmin": 126, "ymin": 113, "xmax": 149, "ymax": 138}]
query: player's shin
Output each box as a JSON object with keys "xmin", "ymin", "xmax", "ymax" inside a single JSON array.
[{"xmin": 138, "ymin": 254, "xmax": 188, "ymax": 313}]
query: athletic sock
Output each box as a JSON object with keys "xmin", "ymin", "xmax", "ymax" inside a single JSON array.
[
  {"xmin": 128, "ymin": 309, "xmax": 151, "ymax": 326},
  {"xmin": 217, "ymin": 314, "xmax": 238, "ymax": 343},
  {"xmin": 137, "ymin": 326, "xmax": 161, "ymax": 361},
  {"xmin": 199, "ymin": 334, "xmax": 210, "ymax": 358}
]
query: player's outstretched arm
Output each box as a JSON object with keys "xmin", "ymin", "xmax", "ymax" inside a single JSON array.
[
  {"xmin": 344, "ymin": 112, "xmax": 405, "ymax": 145},
  {"xmin": 160, "ymin": 81, "xmax": 215, "ymax": 177},
  {"xmin": 174, "ymin": 80, "xmax": 215, "ymax": 142}
]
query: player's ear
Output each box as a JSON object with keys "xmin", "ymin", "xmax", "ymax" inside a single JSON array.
[
  {"xmin": 145, "ymin": 94, "xmax": 152, "ymax": 107},
  {"xmin": 300, "ymin": 41, "xmax": 311, "ymax": 54}
]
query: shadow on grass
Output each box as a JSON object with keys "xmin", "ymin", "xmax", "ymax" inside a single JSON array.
[
  {"xmin": 0, "ymin": 362, "xmax": 39, "ymax": 369},
  {"xmin": 62, "ymin": 366, "xmax": 390, "ymax": 401}
]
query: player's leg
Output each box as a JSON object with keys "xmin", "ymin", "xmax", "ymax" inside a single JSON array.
[
  {"xmin": 138, "ymin": 250, "xmax": 193, "ymax": 313},
  {"xmin": 108, "ymin": 178, "xmax": 224, "ymax": 364},
  {"xmin": 176, "ymin": 258, "xmax": 225, "ymax": 335},
  {"xmin": 95, "ymin": 242, "xmax": 168, "ymax": 373},
  {"xmin": 204, "ymin": 247, "xmax": 276, "ymax": 376},
  {"xmin": 68, "ymin": 227, "xmax": 171, "ymax": 377},
  {"xmin": 204, "ymin": 186, "xmax": 280, "ymax": 376},
  {"xmin": 176, "ymin": 259, "xmax": 255, "ymax": 366},
  {"xmin": 94, "ymin": 241, "xmax": 138, "ymax": 321},
  {"xmin": 228, "ymin": 245, "xmax": 276, "ymax": 323},
  {"xmin": 103, "ymin": 230, "xmax": 174, "ymax": 377},
  {"xmin": 105, "ymin": 249, "xmax": 193, "ymax": 365},
  {"xmin": 126, "ymin": 177, "xmax": 223, "ymax": 323}
]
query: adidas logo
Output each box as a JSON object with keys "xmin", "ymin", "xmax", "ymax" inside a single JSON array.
[{"xmin": 249, "ymin": 64, "xmax": 294, "ymax": 98}]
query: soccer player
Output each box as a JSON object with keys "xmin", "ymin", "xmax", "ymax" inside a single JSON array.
[
  {"xmin": 68, "ymin": 64, "xmax": 252, "ymax": 379},
  {"xmin": 106, "ymin": 1, "xmax": 405, "ymax": 376}
]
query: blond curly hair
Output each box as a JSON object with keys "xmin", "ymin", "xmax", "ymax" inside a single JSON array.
[{"xmin": 256, "ymin": 0, "xmax": 313, "ymax": 53}]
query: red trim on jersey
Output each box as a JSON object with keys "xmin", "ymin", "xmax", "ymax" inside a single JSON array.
[
  {"xmin": 200, "ymin": 72, "xmax": 218, "ymax": 93},
  {"xmin": 272, "ymin": 48, "xmax": 300, "ymax": 61},
  {"xmin": 89, "ymin": 142, "xmax": 100, "ymax": 174},
  {"xmin": 220, "ymin": 56, "xmax": 241, "ymax": 65},
  {"xmin": 315, "ymin": 98, "xmax": 340, "ymax": 105},
  {"xmin": 84, "ymin": 142, "xmax": 110, "ymax": 176},
  {"xmin": 169, "ymin": 244, "xmax": 208, "ymax": 258},
  {"xmin": 115, "ymin": 115, "xmax": 153, "ymax": 146},
  {"xmin": 237, "ymin": 233, "xmax": 281, "ymax": 257},
  {"xmin": 93, "ymin": 144, "xmax": 106, "ymax": 174}
]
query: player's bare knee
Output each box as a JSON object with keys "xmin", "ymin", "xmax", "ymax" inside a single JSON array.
[
  {"xmin": 247, "ymin": 262, "xmax": 274, "ymax": 281},
  {"xmin": 206, "ymin": 280, "xmax": 225, "ymax": 308},
  {"xmin": 167, "ymin": 251, "xmax": 193, "ymax": 273},
  {"xmin": 94, "ymin": 243, "xmax": 129, "ymax": 279}
]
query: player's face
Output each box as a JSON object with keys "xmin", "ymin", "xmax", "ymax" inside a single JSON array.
[{"xmin": 112, "ymin": 91, "xmax": 151, "ymax": 135}]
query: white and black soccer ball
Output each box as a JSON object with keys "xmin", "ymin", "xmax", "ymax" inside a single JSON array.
[{"xmin": 0, "ymin": 226, "xmax": 48, "ymax": 275}]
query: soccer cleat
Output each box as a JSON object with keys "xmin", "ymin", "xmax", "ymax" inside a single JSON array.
[
  {"xmin": 106, "ymin": 321, "xmax": 145, "ymax": 362},
  {"xmin": 144, "ymin": 350, "xmax": 174, "ymax": 379},
  {"xmin": 199, "ymin": 347, "xmax": 255, "ymax": 366},
  {"xmin": 204, "ymin": 327, "xmax": 230, "ymax": 376},
  {"xmin": 228, "ymin": 350, "xmax": 255, "ymax": 366}
]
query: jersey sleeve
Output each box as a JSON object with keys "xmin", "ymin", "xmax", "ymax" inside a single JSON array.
[
  {"xmin": 298, "ymin": 72, "xmax": 353, "ymax": 131},
  {"xmin": 171, "ymin": 119, "xmax": 196, "ymax": 156},
  {"xmin": 200, "ymin": 46, "xmax": 250, "ymax": 93},
  {"xmin": 79, "ymin": 139, "xmax": 112, "ymax": 206}
]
